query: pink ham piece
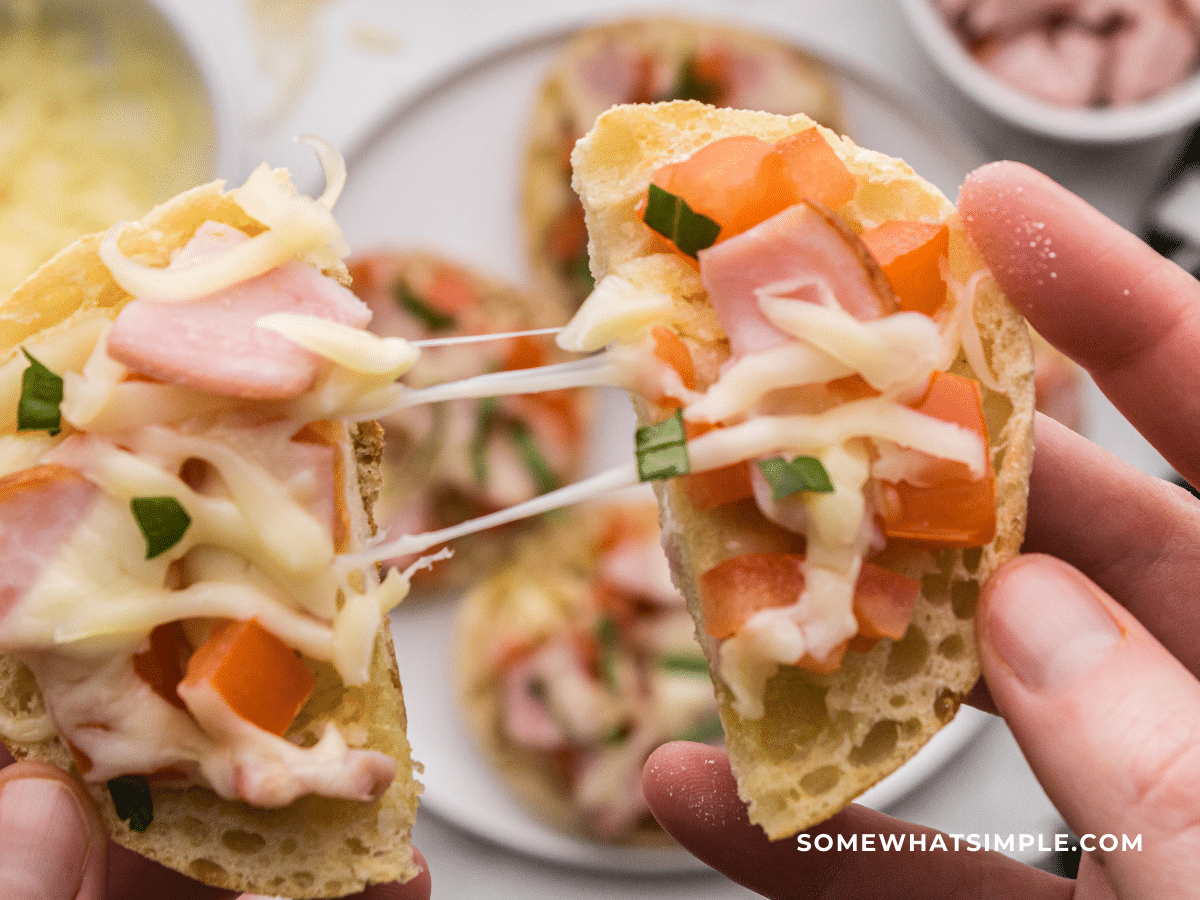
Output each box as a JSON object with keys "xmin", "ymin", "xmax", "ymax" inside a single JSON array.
[
  {"xmin": 698, "ymin": 201, "xmax": 894, "ymax": 359},
  {"xmin": 965, "ymin": 0, "xmax": 1071, "ymax": 36},
  {"xmin": 1106, "ymin": 2, "xmax": 1200, "ymax": 105},
  {"xmin": 975, "ymin": 26, "xmax": 1107, "ymax": 107},
  {"xmin": 0, "ymin": 465, "xmax": 98, "ymax": 626},
  {"xmin": 106, "ymin": 222, "xmax": 372, "ymax": 401}
]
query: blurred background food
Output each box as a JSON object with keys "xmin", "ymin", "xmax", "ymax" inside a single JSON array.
[
  {"xmin": 346, "ymin": 249, "xmax": 587, "ymax": 592},
  {"xmin": 455, "ymin": 499, "xmax": 720, "ymax": 843},
  {"xmin": 935, "ymin": 0, "xmax": 1200, "ymax": 109},
  {"xmin": 0, "ymin": 0, "xmax": 218, "ymax": 299},
  {"xmin": 522, "ymin": 16, "xmax": 843, "ymax": 311}
]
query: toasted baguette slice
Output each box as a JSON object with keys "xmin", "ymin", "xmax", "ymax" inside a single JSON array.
[
  {"xmin": 571, "ymin": 101, "xmax": 1034, "ymax": 838},
  {"xmin": 0, "ymin": 180, "xmax": 420, "ymax": 896}
]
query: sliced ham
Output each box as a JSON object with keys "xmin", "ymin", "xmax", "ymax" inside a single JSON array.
[
  {"xmin": 0, "ymin": 465, "xmax": 97, "ymax": 626},
  {"xmin": 976, "ymin": 26, "xmax": 1107, "ymax": 107},
  {"xmin": 698, "ymin": 201, "xmax": 894, "ymax": 359},
  {"xmin": 1106, "ymin": 3, "xmax": 1200, "ymax": 105},
  {"xmin": 965, "ymin": 0, "xmax": 1071, "ymax": 36},
  {"xmin": 107, "ymin": 222, "xmax": 371, "ymax": 401}
]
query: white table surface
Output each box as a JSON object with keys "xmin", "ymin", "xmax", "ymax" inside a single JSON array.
[{"xmin": 155, "ymin": 1, "xmax": 1187, "ymax": 895}]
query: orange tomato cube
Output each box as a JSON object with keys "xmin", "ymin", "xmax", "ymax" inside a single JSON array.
[
  {"xmin": 860, "ymin": 220, "xmax": 950, "ymax": 317},
  {"xmin": 181, "ymin": 618, "xmax": 315, "ymax": 736},
  {"xmin": 880, "ymin": 371, "xmax": 996, "ymax": 548}
]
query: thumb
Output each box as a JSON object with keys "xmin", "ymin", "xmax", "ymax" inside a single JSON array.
[
  {"xmin": 979, "ymin": 553, "xmax": 1200, "ymax": 897},
  {"xmin": 0, "ymin": 762, "xmax": 107, "ymax": 900}
]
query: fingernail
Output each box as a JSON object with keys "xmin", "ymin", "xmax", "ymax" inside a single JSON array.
[
  {"xmin": 984, "ymin": 556, "xmax": 1122, "ymax": 692},
  {"xmin": 0, "ymin": 777, "xmax": 91, "ymax": 899}
]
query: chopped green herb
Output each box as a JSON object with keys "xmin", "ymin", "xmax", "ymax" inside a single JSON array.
[
  {"xmin": 392, "ymin": 280, "xmax": 457, "ymax": 332},
  {"xmin": 634, "ymin": 408, "xmax": 690, "ymax": 481},
  {"xmin": 567, "ymin": 250, "xmax": 594, "ymax": 298},
  {"xmin": 597, "ymin": 616, "xmax": 620, "ymax": 690},
  {"xmin": 469, "ymin": 396, "xmax": 500, "ymax": 485},
  {"xmin": 17, "ymin": 348, "xmax": 64, "ymax": 435},
  {"xmin": 108, "ymin": 775, "xmax": 153, "ymax": 832},
  {"xmin": 643, "ymin": 183, "xmax": 720, "ymax": 258},
  {"xmin": 508, "ymin": 421, "xmax": 558, "ymax": 496},
  {"xmin": 676, "ymin": 715, "xmax": 724, "ymax": 745},
  {"xmin": 130, "ymin": 497, "xmax": 191, "ymax": 559},
  {"xmin": 667, "ymin": 56, "xmax": 722, "ymax": 105},
  {"xmin": 756, "ymin": 455, "xmax": 834, "ymax": 500},
  {"xmin": 657, "ymin": 653, "xmax": 710, "ymax": 674}
]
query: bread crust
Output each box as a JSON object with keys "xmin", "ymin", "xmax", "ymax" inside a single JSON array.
[
  {"xmin": 571, "ymin": 101, "xmax": 1034, "ymax": 838},
  {"xmin": 0, "ymin": 181, "xmax": 420, "ymax": 895}
]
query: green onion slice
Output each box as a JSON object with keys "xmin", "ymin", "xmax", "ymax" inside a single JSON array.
[
  {"xmin": 392, "ymin": 280, "xmax": 457, "ymax": 332},
  {"xmin": 108, "ymin": 775, "xmax": 153, "ymax": 832},
  {"xmin": 597, "ymin": 616, "xmax": 620, "ymax": 690},
  {"xmin": 643, "ymin": 184, "xmax": 720, "ymax": 258},
  {"xmin": 756, "ymin": 455, "xmax": 834, "ymax": 500},
  {"xmin": 131, "ymin": 497, "xmax": 191, "ymax": 559},
  {"xmin": 469, "ymin": 396, "xmax": 499, "ymax": 485},
  {"xmin": 508, "ymin": 421, "xmax": 557, "ymax": 496},
  {"xmin": 17, "ymin": 348, "xmax": 64, "ymax": 435},
  {"xmin": 658, "ymin": 653, "xmax": 710, "ymax": 674},
  {"xmin": 668, "ymin": 56, "xmax": 722, "ymax": 105},
  {"xmin": 634, "ymin": 408, "xmax": 690, "ymax": 481}
]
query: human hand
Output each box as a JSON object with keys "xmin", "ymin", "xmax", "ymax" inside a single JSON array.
[
  {"xmin": 641, "ymin": 160, "xmax": 1200, "ymax": 897},
  {"xmin": 0, "ymin": 746, "xmax": 431, "ymax": 900}
]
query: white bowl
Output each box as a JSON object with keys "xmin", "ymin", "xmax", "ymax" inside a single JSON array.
[
  {"xmin": 899, "ymin": 0, "xmax": 1200, "ymax": 143},
  {"xmin": 21, "ymin": 0, "xmax": 250, "ymax": 184}
]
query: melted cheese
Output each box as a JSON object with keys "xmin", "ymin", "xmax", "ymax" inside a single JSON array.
[{"xmin": 0, "ymin": 150, "xmax": 413, "ymax": 806}]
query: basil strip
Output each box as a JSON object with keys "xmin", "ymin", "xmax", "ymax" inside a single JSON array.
[
  {"xmin": 392, "ymin": 280, "xmax": 456, "ymax": 332},
  {"xmin": 130, "ymin": 497, "xmax": 191, "ymax": 559},
  {"xmin": 17, "ymin": 348, "xmax": 64, "ymax": 435},
  {"xmin": 108, "ymin": 775, "xmax": 153, "ymax": 832},
  {"xmin": 643, "ymin": 184, "xmax": 720, "ymax": 258},
  {"xmin": 668, "ymin": 56, "xmax": 722, "ymax": 105},
  {"xmin": 634, "ymin": 408, "xmax": 690, "ymax": 481},
  {"xmin": 597, "ymin": 616, "xmax": 620, "ymax": 690},
  {"xmin": 508, "ymin": 421, "xmax": 557, "ymax": 496},
  {"xmin": 756, "ymin": 455, "xmax": 834, "ymax": 500},
  {"xmin": 469, "ymin": 396, "xmax": 499, "ymax": 486},
  {"xmin": 657, "ymin": 653, "xmax": 710, "ymax": 674}
]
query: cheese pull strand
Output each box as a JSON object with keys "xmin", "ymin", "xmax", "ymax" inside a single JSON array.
[{"xmin": 336, "ymin": 462, "xmax": 641, "ymax": 569}]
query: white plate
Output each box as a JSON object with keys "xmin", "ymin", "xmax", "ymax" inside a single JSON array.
[{"xmin": 340, "ymin": 20, "xmax": 996, "ymax": 876}]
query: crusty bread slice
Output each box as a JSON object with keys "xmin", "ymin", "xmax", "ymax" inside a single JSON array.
[
  {"xmin": 571, "ymin": 101, "xmax": 1034, "ymax": 839},
  {"xmin": 0, "ymin": 180, "xmax": 420, "ymax": 896}
]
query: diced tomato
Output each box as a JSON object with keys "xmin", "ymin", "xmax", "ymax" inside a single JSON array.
[
  {"xmin": 683, "ymin": 461, "xmax": 754, "ymax": 512},
  {"xmin": 651, "ymin": 136, "xmax": 794, "ymax": 243},
  {"xmin": 642, "ymin": 129, "xmax": 857, "ymax": 252},
  {"xmin": 853, "ymin": 563, "xmax": 919, "ymax": 641},
  {"xmin": 772, "ymin": 129, "xmax": 857, "ymax": 211},
  {"xmin": 880, "ymin": 371, "xmax": 995, "ymax": 548},
  {"xmin": 651, "ymin": 325, "xmax": 697, "ymax": 392},
  {"xmin": 860, "ymin": 221, "xmax": 950, "ymax": 317},
  {"xmin": 503, "ymin": 334, "xmax": 547, "ymax": 372},
  {"xmin": 132, "ymin": 622, "xmax": 190, "ymax": 710},
  {"xmin": 699, "ymin": 552, "xmax": 806, "ymax": 640},
  {"xmin": 424, "ymin": 265, "xmax": 478, "ymax": 316},
  {"xmin": 699, "ymin": 554, "xmax": 919, "ymax": 670},
  {"xmin": 181, "ymin": 618, "xmax": 315, "ymax": 736}
]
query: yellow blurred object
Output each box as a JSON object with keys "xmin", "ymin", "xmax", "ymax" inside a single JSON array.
[{"xmin": 0, "ymin": 3, "xmax": 214, "ymax": 299}]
